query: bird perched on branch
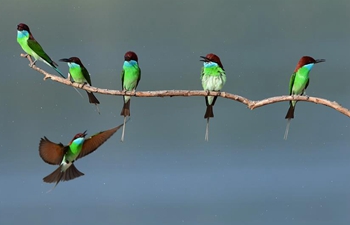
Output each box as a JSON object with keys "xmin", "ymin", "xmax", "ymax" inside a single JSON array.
[
  {"xmin": 120, "ymin": 51, "xmax": 141, "ymax": 142},
  {"xmin": 284, "ymin": 56, "xmax": 325, "ymax": 140},
  {"xmin": 16, "ymin": 23, "xmax": 65, "ymax": 78},
  {"xmin": 200, "ymin": 53, "xmax": 226, "ymax": 141},
  {"xmin": 60, "ymin": 57, "xmax": 100, "ymax": 113}
]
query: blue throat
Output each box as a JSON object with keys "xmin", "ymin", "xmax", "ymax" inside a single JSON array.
[
  {"xmin": 17, "ymin": 30, "xmax": 29, "ymax": 39},
  {"xmin": 72, "ymin": 137, "xmax": 85, "ymax": 145},
  {"xmin": 68, "ymin": 62, "xmax": 80, "ymax": 69},
  {"xmin": 203, "ymin": 62, "xmax": 218, "ymax": 68},
  {"xmin": 303, "ymin": 63, "xmax": 314, "ymax": 71},
  {"xmin": 123, "ymin": 60, "xmax": 138, "ymax": 68}
]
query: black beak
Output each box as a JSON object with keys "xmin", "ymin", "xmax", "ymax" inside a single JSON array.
[
  {"xmin": 59, "ymin": 58, "xmax": 71, "ymax": 63},
  {"xmin": 200, "ymin": 56, "xmax": 209, "ymax": 62},
  {"xmin": 315, "ymin": 59, "xmax": 326, "ymax": 64},
  {"xmin": 82, "ymin": 130, "xmax": 87, "ymax": 137}
]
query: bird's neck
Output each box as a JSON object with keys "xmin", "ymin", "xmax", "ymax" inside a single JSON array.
[
  {"xmin": 203, "ymin": 65, "xmax": 221, "ymax": 75},
  {"xmin": 203, "ymin": 62, "xmax": 218, "ymax": 68},
  {"xmin": 17, "ymin": 30, "xmax": 29, "ymax": 40},
  {"xmin": 302, "ymin": 63, "xmax": 314, "ymax": 71},
  {"xmin": 123, "ymin": 60, "xmax": 138, "ymax": 68},
  {"xmin": 69, "ymin": 137, "xmax": 85, "ymax": 155}
]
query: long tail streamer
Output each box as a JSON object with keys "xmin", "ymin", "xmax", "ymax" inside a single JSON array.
[{"xmin": 284, "ymin": 119, "xmax": 291, "ymax": 140}]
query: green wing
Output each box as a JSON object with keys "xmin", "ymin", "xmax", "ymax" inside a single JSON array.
[
  {"xmin": 136, "ymin": 67, "xmax": 141, "ymax": 89},
  {"xmin": 81, "ymin": 67, "xmax": 92, "ymax": 85},
  {"xmin": 288, "ymin": 73, "xmax": 296, "ymax": 95},
  {"xmin": 304, "ymin": 79, "xmax": 309, "ymax": 92},
  {"xmin": 121, "ymin": 69, "xmax": 125, "ymax": 90},
  {"xmin": 27, "ymin": 38, "xmax": 57, "ymax": 66},
  {"xmin": 200, "ymin": 67, "xmax": 204, "ymax": 80},
  {"xmin": 218, "ymin": 67, "xmax": 226, "ymax": 85}
]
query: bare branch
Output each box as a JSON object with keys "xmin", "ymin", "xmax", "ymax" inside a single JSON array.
[{"xmin": 21, "ymin": 54, "xmax": 350, "ymax": 118}]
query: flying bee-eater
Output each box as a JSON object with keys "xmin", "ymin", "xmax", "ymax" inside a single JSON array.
[
  {"xmin": 200, "ymin": 53, "xmax": 226, "ymax": 141},
  {"xmin": 284, "ymin": 56, "xmax": 325, "ymax": 140},
  {"xmin": 39, "ymin": 123, "xmax": 125, "ymax": 191},
  {"xmin": 59, "ymin": 57, "xmax": 100, "ymax": 113},
  {"xmin": 16, "ymin": 23, "xmax": 65, "ymax": 78},
  {"xmin": 120, "ymin": 51, "xmax": 141, "ymax": 142}
]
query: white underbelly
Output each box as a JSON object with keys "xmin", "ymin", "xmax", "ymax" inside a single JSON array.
[{"xmin": 202, "ymin": 76, "xmax": 224, "ymax": 91}]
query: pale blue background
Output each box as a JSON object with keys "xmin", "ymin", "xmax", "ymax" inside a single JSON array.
[{"xmin": 1, "ymin": 0, "xmax": 350, "ymax": 224}]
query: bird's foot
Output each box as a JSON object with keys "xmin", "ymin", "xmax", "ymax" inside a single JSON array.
[
  {"xmin": 206, "ymin": 90, "xmax": 210, "ymax": 96},
  {"xmin": 79, "ymin": 82, "xmax": 87, "ymax": 89},
  {"xmin": 67, "ymin": 73, "xmax": 72, "ymax": 81},
  {"xmin": 29, "ymin": 59, "xmax": 37, "ymax": 67},
  {"xmin": 132, "ymin": 89, "xmax": 137, "ymax": 96},
  {"xmin": 72, "ymin": 80, "xmax": 86, "ymax": 89}
]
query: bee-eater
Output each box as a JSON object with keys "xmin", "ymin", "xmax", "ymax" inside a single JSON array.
[
  {"xmin": 120, "ymin": 51, "xmax": 141, "ymax": 142},
  {"xmin": 39, "ymin": 123, "xmax": 125, "ymax": 191},
  {"xmin": 284, "ymin": 56, "xmax": 325, "ymax": 140},
  {"xmin": 16, "ymin": 23, "xmax": 65, "ymax": 78},
  {"xmin": 59, "ymin": 57, "xmax": 100, "ymax": 113},
  {"xmin": 200, "ymin": 53, "xmax": 226, "ymax": 141}
]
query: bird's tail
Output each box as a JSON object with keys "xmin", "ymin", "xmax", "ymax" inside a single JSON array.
[
  {"xmin": 284, "ymin": 104, "xmax": 295, "ymax": 140},
  {"xmin": 205, "ymin": 118, "xmax": 210, "ymax": 141},
  {"xmin": 86, "ymin": 91, "xmax": 100, "ymax": 104},
  {"xmin": 204, "ymin": 96, "xmax": 215, "ymax": 119},
  {"xmin": 204, "ymin": 105, "xmax": 214, "ymax": 119},
  {"xmin": 285, "ymin": 105, "xmax": 295, "ymax": 119},
  {"xmin": 121, "ymin": 116, "xmax": 127, "ymax": 142},
  {"xmin": 120, "ymin": 100, "xmax": 131, "ymax": 117},
  {"xmin": 43, "ymin": 164, "xmax": 84, "ymax": 192},
  {"xmin": 120, "ymin": 100, "xmax": 131, "ymax": 142},
  {"xmin": 73, "ymin": 87, "xmax": 84, "ymax": 99},
  {"xmin": 284, "ymin": 119, "xmax": 291, "ymax": 140},
  {"xmin": 53, "ymin": 67, "xmax": 66, "ymax": 79},
  {"xmin": 42, "ymin": 59, "xmax": 66, "ymax": 79}
]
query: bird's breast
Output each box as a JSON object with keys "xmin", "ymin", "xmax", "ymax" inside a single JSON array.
[{"xmin": 202, "ymin": 75, "xmax": 225, "ymax": 91}]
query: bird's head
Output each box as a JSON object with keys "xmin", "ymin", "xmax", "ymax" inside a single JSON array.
[
  {"xmin": 294, "ymin": 56, "xmax": 325, "ymax": 72},
  {"xmin": 59, "ymin": 57, "xmax": 85, "ymax": 68},
  {"xmin": 69, "ymin": 131, "xmax": 87, "ymax": 145},
  {"xmin": 17, "ymin": 23, "xmax": 30, "ymax": 32},
  {"xmin": 200, "ymin": 53, "xmax": 224, "ymax": 70},
  {"xmin": 124, "ymin": 51, "xmax": 138, "ymax": 62}
]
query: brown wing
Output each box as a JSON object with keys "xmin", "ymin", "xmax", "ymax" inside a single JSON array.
[
  {"xmin": 77, "ymin": 123, "xmax": 124, "ymax": 159},
  {"xmin": 39, "ymin": 137, "xmax": 66, "ymax": 165}
]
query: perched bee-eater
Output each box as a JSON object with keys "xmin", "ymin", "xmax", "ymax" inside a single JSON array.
[
  {"xmin": 120, "ymin": 51, "xmax": 141, "ymax": 142},
  {"xmin": 60, "ymin": 57, "xmax": 100, "ymax": 113},
  {"xmin": 200, "ymin": 53, "xmax": 226, "ymax": 141},
  {"xmin": 284, "ymin": 56, "xmax": 325, "ymax": 140},
  {"xmin": 16, "ymin": 23, "xmax": 65, "ymax": 78}
]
